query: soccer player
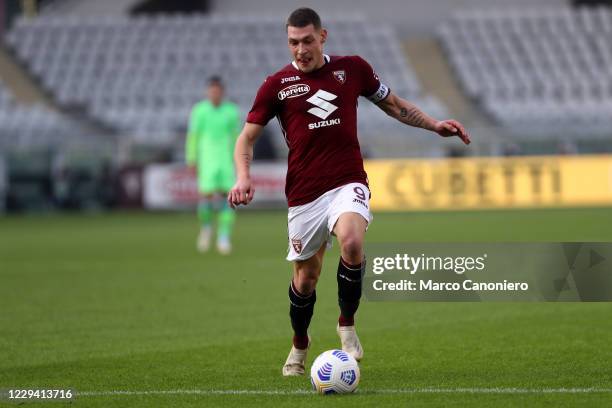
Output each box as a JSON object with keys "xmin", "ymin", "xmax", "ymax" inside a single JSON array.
[
  {"xmin": 186, "ymin": 76, "xmax": 240, "ymax": 254},
  {"xmin": 228, "ymin": 8, "xmax": 470, "ymax": 375}
]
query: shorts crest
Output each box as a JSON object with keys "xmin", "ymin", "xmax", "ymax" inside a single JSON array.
[{"xmin": 291, "ymin": 238, "xmax": 302, "ymax": 254}]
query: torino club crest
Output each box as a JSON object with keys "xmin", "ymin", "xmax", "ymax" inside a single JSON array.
[
  {"xmin": 291, "ymin": 238, "xmax": 302, "ymax": 254},
  {"xmin": 332, "ymin": 70, "xmax": 346, "ymax": 84}
]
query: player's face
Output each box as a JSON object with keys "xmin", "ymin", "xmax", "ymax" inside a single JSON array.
[
  {"xmin": 287, "ymin": 24, "xmax": 327, "ymax": 73},
  {"xmin": 207, "ymin": 84, "xmax": 224, "ymax": 106}
]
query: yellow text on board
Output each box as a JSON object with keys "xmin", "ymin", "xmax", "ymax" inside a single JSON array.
[{"xmin": 365, "ymin": 155, "xmax": 612, "ymax": 210}]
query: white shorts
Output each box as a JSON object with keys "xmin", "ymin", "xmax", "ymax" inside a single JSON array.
[{"xmin": 286, "ymin": 182, "xmax": 373, "ymax": 262}]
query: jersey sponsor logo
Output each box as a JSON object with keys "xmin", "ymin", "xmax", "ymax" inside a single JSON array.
[
  {"xmin": 306, "ymin": 89, "xmax": 338, "ymax": 120},
  {"xmin": 308, "ymin": 118, "xmax": 341, "ymax": 130},
  {"xmin": 291, "ymin": 238, "xmax": 302, "ymax": 254},
  {"xmin": 281, "ymin": 75, "xmax": 301, "ymax": 84},
  {"xmin": 332, "ymin": 70, "xmax": 346, "ymax": 84},
  {"xmin": 278, "ymin": 84, "xmax": 310, "ymax": 100}
]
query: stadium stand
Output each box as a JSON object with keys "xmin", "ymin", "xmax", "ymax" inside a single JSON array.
[
  {"xmin": 0, "ymin": 80, "xmax": 12, "ymax": 107},
  {"xmin": 5, "ymin": 14, "xmax": 448, "ymax": 156},
  {"xmin": 0, "ymin": 79, "xmax": 103, "ymax": 151},
  {"xmin": 439, "ymin": 6, "xmax": 612, "ymax": 139}
]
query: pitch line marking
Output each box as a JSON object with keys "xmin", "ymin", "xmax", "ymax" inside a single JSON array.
[{"xmin": 77, "ymin": 388, "xmax": 612, "ymax": 397}]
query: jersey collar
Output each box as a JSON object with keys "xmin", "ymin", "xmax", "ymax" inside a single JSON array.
[{"xmin": 291, "ymin": 54, "xmax": 330, "ymax": 71}]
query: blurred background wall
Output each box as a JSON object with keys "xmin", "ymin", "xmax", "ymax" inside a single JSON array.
[
  {"xmin": 0, "ymin": 0, "xmax": 611, "ymax": 211},
  {"xmin": 210, "ymin": 0, "xmax": 570, "ymax": 35}
]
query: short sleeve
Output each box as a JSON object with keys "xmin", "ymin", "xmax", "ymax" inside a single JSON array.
[
  {"xmin": 355, "ymin": 56, "xmax": 390, "ymax": 104},
  {"xmin": 246, "ymin": 76, "xmax": 278, "ymax": 126}
]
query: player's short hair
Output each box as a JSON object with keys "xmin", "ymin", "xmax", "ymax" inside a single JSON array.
[
  {"xmin": 286, "ymin": 7, "xmax": 321, "ymax": 31},
  {"xmin": 208, "ymin": 75, "xmax": 224, "ymax": 88}
]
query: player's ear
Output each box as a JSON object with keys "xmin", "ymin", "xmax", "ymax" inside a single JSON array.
[{"xmin": 319, "ymin": 28, "xmax": 327, "ymax": 44}]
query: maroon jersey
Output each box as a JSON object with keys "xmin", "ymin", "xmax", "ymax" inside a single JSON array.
[{"xmin": 246, "ymin": 54, "xmax": 390, "ymax": 206}]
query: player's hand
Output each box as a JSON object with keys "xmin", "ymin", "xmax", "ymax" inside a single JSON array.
[
  {"xmin": 434, "ymin": 119, "xmax": 471, "ymax": 145},
  {"xmin": 228, "ymin": 178, "xmax": 255, "ymax": 209}
]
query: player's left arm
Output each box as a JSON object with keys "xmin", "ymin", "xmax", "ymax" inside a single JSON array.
[
  {"xmin": 375, "ymin": 91, "xmax": 471, "ymax": 145},
  {"xmin": 232, "ymin": 105, "xmax": 241, "ymax": 141},
  {"xmin": 185, "ymin": 106, "xmax": 201, "ymax": 169}
]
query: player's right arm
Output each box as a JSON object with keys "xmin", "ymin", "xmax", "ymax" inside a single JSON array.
[
  {"xmin": 228, "ymin": 122, "xmax": 264, "ymax": 208},
  {"xmin": 228, "ymin": 76, "xmax": 279, "ymax": 208},
  {"xmin": 354, "ymin": 56, "xmax": 470, "ymax": 145},
  {"xmin": 185, "ymin": 104, "xmax": 201, "ymax": 170}
]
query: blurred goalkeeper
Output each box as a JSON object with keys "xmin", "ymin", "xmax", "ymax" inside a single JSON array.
[{"xmin": 186, "ymin": 76, "xmax": 240, "ymax": 254}]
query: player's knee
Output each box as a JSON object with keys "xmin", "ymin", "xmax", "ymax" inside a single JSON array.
[
  {"xmin": 293, "ymin": 264, "xmax": 320, "ymax": 295},
  {"xmin": 339, "ymin": 234, "xmax": 363, "ymax": 263},
  {"xmin": 294, "ymin": 274, "xmax": 318, "ymax": 295}
]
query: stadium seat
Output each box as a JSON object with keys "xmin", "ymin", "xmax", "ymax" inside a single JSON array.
[
  {"xmin": 0, "ymin": 80, "xmax": 106, "ymax": 151},
  {"xmin": 5, "ymin": 14, "xmax": 449, "ymax": 155},
  {"xmin": 439, "ymin": 6, "xmax": 612, "ymax": 138}
]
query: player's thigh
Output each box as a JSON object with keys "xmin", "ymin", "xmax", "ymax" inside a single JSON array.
[
  {"xmin": 328, "ymin": 183, "xmax": 372, "ymax": 238},
  {"xmin": 333, "ymin": 212, "xmax": 368, "ymax": 246},
  {"xmin": 198, "ymin": 167, "xmax": 220, "ymax": 195},
  {"xmin": 292, "ymin": 241, "xmax": 327, "ymax": 290},
  {"xmin": 287, "ymin": 197, "xmax": 332, "ymax": 262},
  {"xmin": 200, "ymin": 165, "xmax": 234, "ymax": 194},
  {"xmin": 218, "ymin": 166, "xmax": 236, "ymax": 193}
]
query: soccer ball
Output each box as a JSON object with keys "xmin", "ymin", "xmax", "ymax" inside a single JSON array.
[{"xmin": 310, "ymin": 349, "xmax": 360, "ymax": 394}]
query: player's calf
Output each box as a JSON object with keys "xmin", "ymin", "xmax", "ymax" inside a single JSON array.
[
  {"xmin": 216, "ymin": 198, "xmax": 234, "ymax": 255},
  {"xmin": 337, "ymin": 257, "xmax": 364, "ymax": 326},
  {"xmin": 196, "ymin": 197, "xmax": 213, "ymax": 252},
  {"xmin": 283, "ymin": 281, "xmax": 316, "ymax": 376},
  {"xmin": 336, "ymin": 257, "xmax": 365, "ymax": 360},
  {"xmin": 288, "ymin": 281, "xmax": 316, "ymax": 350}
]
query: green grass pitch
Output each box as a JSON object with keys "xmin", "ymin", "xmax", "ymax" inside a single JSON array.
[{"xmin": 1, "ymin": 208, "xmax": 611, "ymax": 407}]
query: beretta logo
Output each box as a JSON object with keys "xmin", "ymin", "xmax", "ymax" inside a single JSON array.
[{"xmin": 278, "ymin": 84, "xmax": 310, "ymax": 100}]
